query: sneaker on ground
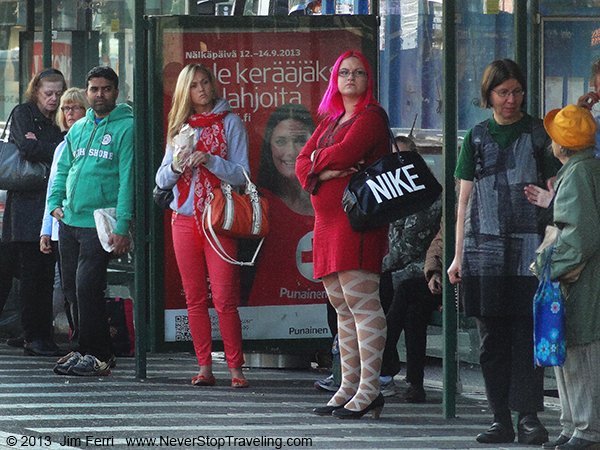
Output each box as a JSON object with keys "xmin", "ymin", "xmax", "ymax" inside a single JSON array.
[
  {"xmin": 379, "ymin": 377, "xmax": 397, "ymax": 397},
  {"xmin": 314, "ymin": 374, "xmax": 339, "ymax": 392},
  {"xmin": 69, "ymin": 354, "xmax": 111, "ymax": 376},
  {"xmin": 53, "ymin": 351, "xmax": 82, "ymax": 375}
]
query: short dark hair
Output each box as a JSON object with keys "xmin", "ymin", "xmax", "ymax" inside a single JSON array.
[
  {"xmin": 394, "ymin": 135, "xmax": 417, "ymax": 152},
  {"xmin": 86, "ymin": 66, "xmax": 119, "ymax": 89},
  {"xmin": 479, "ymin": 59, "xmax": 526, "ymax": 108}
]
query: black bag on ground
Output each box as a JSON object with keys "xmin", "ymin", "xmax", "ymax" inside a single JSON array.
[
  {"xmin": 106, "ymin": 297, "xmax": 135, "ymax": 357},
  {"xmin": 342, "ymin": 150, "xmax": 442, "ymax": 232}
]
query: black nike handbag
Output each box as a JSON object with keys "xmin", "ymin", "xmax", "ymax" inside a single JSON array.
[{"xmin": 342, "ymin": 136, "xmax": 442, "ymax": 232}]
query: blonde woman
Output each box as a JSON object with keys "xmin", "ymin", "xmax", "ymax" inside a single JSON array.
[
  {"xmin": 155, "ymin": 64, "xmax": 250, "ymax": 388},
  {"xmin": 41, "ymin": 87, "xmax": 88, "ymax": 358}
]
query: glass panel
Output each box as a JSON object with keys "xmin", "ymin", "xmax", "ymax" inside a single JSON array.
[
  {"xmin": 379, "ymin": 0, "xmax": 514, "ymax": 135},
  {"xmin": 540, "ymin": 0, "xmax": 600, "ymax": 16},
  {"xmin": 543, "ymin": 18, "xmax": 600, "ymax": 115},
  {"xmin": 0, "ymin": 2, "xmax": 21, "ymax": 119}
]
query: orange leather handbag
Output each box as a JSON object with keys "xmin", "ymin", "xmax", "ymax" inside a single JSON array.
[{"xmin": 202, "ymin": 168, "xmax": 269, "ymax": 265}]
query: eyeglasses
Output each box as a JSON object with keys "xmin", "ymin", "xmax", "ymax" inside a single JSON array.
[
  {"xmin": 492, "ymin": 88, "xmax": 525, "ymax": 98},
  {"xmin": 338, "ymin": 69, "xmax": 368, "ymax": 79},
  {"xmin": 61, "ymin": 105, "xmax": 85, "ymax": 113}
]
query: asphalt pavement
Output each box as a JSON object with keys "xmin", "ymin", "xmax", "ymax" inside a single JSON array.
[{"xmin": 0, "ymin": 342, "xmax": 563, "ymax": 450}]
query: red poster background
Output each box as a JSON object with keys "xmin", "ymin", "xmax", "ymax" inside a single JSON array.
[
  {"xmin": 32, "ymin": 42, "xmax": 72, "ymax": 87},
  {"xmin": 161, "ymin": 27, "xmax": 367, "ymax": 316}
]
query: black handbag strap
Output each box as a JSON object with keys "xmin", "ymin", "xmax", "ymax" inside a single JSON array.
[
  {"xmin": 0, "ymin": 106, "xmax": 17, "ymax": 141},
  {"xmin": 377, "ymin": 108, "xmax": 401, "ymax": 154}
]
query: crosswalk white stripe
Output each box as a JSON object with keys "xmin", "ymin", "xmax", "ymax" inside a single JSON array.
[
  {"xmin": 0, "ymin": 400, "xmax": 481, "ymax": 417},
  {"xmin": 28, "ymin": 423, "xmax": 515, "ymax": 433},
  {"xmin": 5, "ymin": 412, "xmax": 503, "ymax": 421},
  {"xmin": 0, "ymin": 371, "xmax": 317, "ymax": 380}
]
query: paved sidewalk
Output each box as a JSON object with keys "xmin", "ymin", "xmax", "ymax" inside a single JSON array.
[{"xmin": 0, "ymin": 343, "xmax": 562, "ymax": 450}]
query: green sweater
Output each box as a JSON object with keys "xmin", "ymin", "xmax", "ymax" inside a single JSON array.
[{"xmin": 47, "ymin": 103, "xmax": 134, "ymax": 235}]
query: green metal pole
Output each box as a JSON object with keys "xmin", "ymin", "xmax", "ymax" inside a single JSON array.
[
  {"xmin": 42, "ymin": 0, "xmax": 52, "ymax": 68},
  {"xmin": 133, "ymin": 0, "xmax": 148, "ymax": 379},
  {"xmin": 528, "ymin": 0, "xmax": 541, "ymax": 116},
  {"xmin": 26, "ymin": 0, "xmax": 34, "ymax": 31},
  {"xmin": 515, "ymin": 0, "xmax": 527, "ymax": 76},
  {"xmin": 147, "ymin": 17, "xmax": 161, "ymax": 354},
  {"xmin": 442, "ymin": 0, "xmax": 458, "ymax": 419}
]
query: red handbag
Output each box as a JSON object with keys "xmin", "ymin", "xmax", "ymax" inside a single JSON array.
[{"xmin": 202, "ymin": 169, "xmax": 269, "ymax": 265}]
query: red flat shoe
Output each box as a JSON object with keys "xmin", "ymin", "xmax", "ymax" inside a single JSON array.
[
  {"xmin": 231, "ymin": 377, "xmax": 249, "ymax": 388},
  {"xmin": 191, "ymin": 374, "xmax": 216, "ymax": 386}
]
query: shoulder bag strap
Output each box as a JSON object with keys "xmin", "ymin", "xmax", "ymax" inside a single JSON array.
[
  {"xmin": 470, "ymin": 119, "xmax": 490, "ymax": 180},
  {"xmin": 1, "ymin": 106, "xmax": 18, "ymax": 141},
  {"xmin": 201, "ymin": 166, "xmax": 265, "ymax": 266}
]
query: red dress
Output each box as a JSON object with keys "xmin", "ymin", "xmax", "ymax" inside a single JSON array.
[{"xmin": 296, "ymin": 104, "xmax": 389, "ymax": 279}]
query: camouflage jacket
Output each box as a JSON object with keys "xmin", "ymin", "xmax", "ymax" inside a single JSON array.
[{"xmin": 381, "ymin": 198, "xmax": 442, "ymax": 285}]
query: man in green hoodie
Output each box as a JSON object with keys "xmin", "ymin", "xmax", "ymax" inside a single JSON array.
[{"xmin": 48, "ymin": 66, "xmax": 133, "ymax": 376}]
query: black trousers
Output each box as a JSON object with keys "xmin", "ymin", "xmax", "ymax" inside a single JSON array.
[
  {"xmin": 380, "ymin": 273, "xmax": 441, "ymax": 384},
  {"xmin": 0, "ymin": 241, "xmax": 17, "ymax": 316},
  {"xmin": 59, "ymin": 223, "xmax": 111, "ymax": 361},
  {"xmin": 14, "ymin": 242, "xmax": 55, "ymax": 341},
  {"xmin": 476, "ymin": 315, "xmax": 545, "ymax": 416}
]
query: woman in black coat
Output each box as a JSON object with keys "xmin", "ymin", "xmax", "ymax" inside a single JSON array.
[{"xmin": 3, "ymin": 68, "xmax": 66, "ymax": 356}]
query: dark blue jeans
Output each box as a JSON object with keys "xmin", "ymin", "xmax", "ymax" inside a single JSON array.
[{"xmin": 58, "ymin": 223, "xmax": 111, "ymax": 361}]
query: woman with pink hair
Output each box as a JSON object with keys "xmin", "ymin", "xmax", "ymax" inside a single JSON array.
[{"xmin": 296, "ymin": 50, "xmax": 390, "ymax": 419}]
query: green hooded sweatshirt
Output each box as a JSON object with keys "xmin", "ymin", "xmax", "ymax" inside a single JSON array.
[{"xmin": 47, "ymin": 103, "xmax": 134, "ymax": 235}]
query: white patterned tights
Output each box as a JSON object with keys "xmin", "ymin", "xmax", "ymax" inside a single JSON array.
[{"xmin": 322, "ymin": 270, "xmax": 387, "ymax": 412}]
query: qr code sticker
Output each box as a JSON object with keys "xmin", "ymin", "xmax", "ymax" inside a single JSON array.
[{"xmin": 175, "ymin": 315, "xmax": 192, "ymax": 341}]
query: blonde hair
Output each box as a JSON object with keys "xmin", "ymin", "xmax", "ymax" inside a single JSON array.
[
  {"xmin": 167, "ymin": 64, "xmax": 219, "ymax": 143},
  {"xmin": 55, "ymin": 88, "xmax": 88, "ymax": 131}
]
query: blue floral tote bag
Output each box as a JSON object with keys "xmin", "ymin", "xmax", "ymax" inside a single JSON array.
[{"xmin": 533, "ymin": 246, "xmax": 566, "ymax": 367}]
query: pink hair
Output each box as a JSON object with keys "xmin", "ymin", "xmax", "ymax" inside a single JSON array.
[{"xmin": 318, "ymin": 49, "xmax": 377, "ymax": 120}]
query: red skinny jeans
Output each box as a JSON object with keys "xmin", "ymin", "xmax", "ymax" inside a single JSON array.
[{"xmin": 171, "ymin": 213, "xmax": 244, "ymax": 368}]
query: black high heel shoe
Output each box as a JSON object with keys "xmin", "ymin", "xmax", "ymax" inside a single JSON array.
[
  {"xmin": 332, "ymin": 393, "xmax": 384, "ymax": 420},
  {"xmin": 312, "ymin": 404, "xmax": 346, "ymax": 416}
]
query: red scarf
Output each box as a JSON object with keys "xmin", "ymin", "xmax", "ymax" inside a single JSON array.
[{"xmin": 176, "ymin": 111, "xmax": 229, "ymax": 230}]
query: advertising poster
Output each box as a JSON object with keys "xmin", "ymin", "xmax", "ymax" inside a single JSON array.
[
  {"xmin": 32, "ymin": 35, "xmax": 73, "ymax": 86},
  {"xmin": 159, "ymin": 19, "xmax": 376, "ymax": 343}
]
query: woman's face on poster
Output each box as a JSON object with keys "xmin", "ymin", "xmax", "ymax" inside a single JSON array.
[{"xmin": 270, "ymin": 118, "xmax": 311, "ymax": 179}]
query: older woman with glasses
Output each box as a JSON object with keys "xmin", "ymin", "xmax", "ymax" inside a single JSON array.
[
  {"xmin": 535, "ymin": 105, "xmax": 600, "ymax": 450},
  {"xmin": 447, "ymin": 59, "xmax": 561, "ymax": 445},
  {"xmin": 40, "ymin": 87, "xmax": 88, "ymax": 354}
]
